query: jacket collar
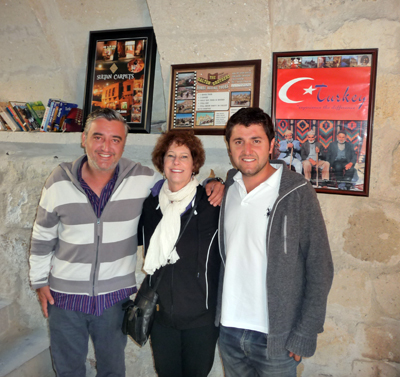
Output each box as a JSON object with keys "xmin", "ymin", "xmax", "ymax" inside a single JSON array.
[
  {"xmin": 225, "ymin": 159, "xmax": 308, "ymax": 198},
  {"xmin": 273, "ymin": 160, "xmax": 308, "ymax": 198},
  {"xmin": 60, "ymin": 155, "xmax": 139, "ymax": 191}
]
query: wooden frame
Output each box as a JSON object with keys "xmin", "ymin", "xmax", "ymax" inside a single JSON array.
[
  {"xmin": 271, "ymin": 49, "xmax": 378, "ymax": 196},
  {"xmin": 169, "ymin": 60, "xmax": 261, "ymax": 135},
  {"xmin": 84, "ymin": 27, "xmax": 157, "ymax": 133}
]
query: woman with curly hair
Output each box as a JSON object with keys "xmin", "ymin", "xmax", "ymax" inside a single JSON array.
[{"xmin": 138, "ymin": 130, "xmax": 221, "ymax": 377}]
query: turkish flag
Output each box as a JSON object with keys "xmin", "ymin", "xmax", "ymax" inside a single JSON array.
[{"xmin": 276, "ymin": 67, "xmax": 370, "ymax": 120}]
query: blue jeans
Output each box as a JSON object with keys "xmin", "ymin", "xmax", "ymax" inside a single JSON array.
[
  {"xmin": 48, "ymin": 300, "xmax": 128, "ymax": 377},
  {"xmin": 219, "ymin": 326, "xmax": 301, "ymax": 377}
]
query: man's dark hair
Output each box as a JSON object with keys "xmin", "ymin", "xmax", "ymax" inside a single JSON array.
[{"xmin": 225, "ymin": 107, "xmax": 275, "ymax": 144}]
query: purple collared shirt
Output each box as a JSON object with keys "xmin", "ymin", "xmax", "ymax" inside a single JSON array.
[{"xmin": 51, "ymin": 156, "xmax": 136, "ymax": 316}]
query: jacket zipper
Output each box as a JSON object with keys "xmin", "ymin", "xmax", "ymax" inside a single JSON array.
[
  {"xmin": 93, "ymin": 218, "xmax": 101, "ymax": 295},
  {"xmin": 60, "ymin": 159, "xmax": 131, "ymax": 296},
  {"xmin": 171, "ymin": 264, "xmax": 175, "ymax": 324},
  {"xmin": 283, "ymin": 216, "xmax": 287, "ymax": 254},
  {"xmin": 204, "ymin": 229, "xmax": 218, "ymax": 309}
]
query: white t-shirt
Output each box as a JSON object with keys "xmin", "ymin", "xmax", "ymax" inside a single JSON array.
[{"xmin": 221, "ymin": 165, "xmax": 282, "ymax": 334}]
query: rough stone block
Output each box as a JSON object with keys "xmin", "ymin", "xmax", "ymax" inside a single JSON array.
[
  {"xmin": 0, "ymin": 299, "xmax": 12, "ymax": 338},
  {"xmin": 361, "ymin": 323, "xmax": 400, "ymax": 363},
  {"xmin": 373, "ymin": 273, "xmax": 400, "ymax": 319},
  {"xmin": 328, "ymin": 269, "xmax": 372, "ymax": 317},
  {"xmin": 391, "ymin": 142, "xmax": 400, "ymax": 187},
  {"xmin": 352, "ymin": 360, "xmax": 400, "ymax": 377},
  {"xmin": 311, "ymin": 317, "xmax": 356, "ymax": 373},
  {"xmin": 343, "ymin": 209, "xmax": 400, "ymax": 263}
]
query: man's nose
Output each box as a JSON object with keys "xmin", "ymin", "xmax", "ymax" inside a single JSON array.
[
  {"xmin": 102, "ymin": 139, "xmax": 112, "ymax": 151},
  {"xmin": 244, "ymin": 142, "xmax": 252, "ymax": 154}
]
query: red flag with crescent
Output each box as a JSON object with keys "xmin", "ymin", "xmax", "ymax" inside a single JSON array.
[{"xmin": 276, "ymin": 67, "xmax": 370, "ymax": 120}]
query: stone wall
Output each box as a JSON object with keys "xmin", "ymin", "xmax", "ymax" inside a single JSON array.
[{"xmin": 0, "ymin": 0, "xmax": 399, "ymax": 376}]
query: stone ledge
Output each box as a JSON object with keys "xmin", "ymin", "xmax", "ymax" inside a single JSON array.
[
  {"xmin": 0, "ymin": 131, "xmax": 228, "ymax": 148},
  {"xmin": 0, "ymin": 131, "xmax": 231, "ymax": 171}
]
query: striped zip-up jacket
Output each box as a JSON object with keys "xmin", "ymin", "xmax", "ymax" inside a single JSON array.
[{"xmin": 29, "ymin": 155, "xmax": 160, "ymax": 296}]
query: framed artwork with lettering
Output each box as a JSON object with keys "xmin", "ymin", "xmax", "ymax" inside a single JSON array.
[
  {"xmin": 168, "ymin": 60, "xmax": 261, "ymax": 135},
  {"xmin": 83, "ymin": 27, "xmax": 157, "ymax": 133},
  {"xmin": 271, "ymin": 49, "xmax": 378, "ymax": 196}
]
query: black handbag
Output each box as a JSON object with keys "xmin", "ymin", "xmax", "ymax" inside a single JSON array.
[
  {"xmin": 121, "ymin": 273, "xmax": 161, "ymax": 346},
  {"xmin": 122, "ymin": 191, "xmax": 200, "ymax": 346}
]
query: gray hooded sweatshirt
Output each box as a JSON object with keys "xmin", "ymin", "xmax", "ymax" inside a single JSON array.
[{"xmin": 215, "ymin": 159, "xmax": 334, "ymax": 358}]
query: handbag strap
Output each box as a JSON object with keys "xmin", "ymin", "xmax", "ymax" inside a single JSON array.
[{"xmin": 150, "ymin": 188, "xmax": 202, "ymax": 290}]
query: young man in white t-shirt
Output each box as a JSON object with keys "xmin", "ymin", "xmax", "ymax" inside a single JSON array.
[{"xmin": 216, "ymin": 107, "xmax": 334, "ymax": 377}]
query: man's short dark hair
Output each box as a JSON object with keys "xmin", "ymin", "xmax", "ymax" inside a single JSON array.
[
  {"xmin": 225, "ymin": 107, "xmax": 275, "ymax": 144},
  {"xmin": 84, "ymin": 108, "xmax": 128, "ymax": 136}
]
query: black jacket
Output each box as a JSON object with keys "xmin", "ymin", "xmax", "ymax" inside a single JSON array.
[
  {"xmin": 326, "ymin": 141, "xmax": 357, "ymax": 166},
  {"xmin": 139, "ymin": 186, "xmax": 220, "ymax": 330}
]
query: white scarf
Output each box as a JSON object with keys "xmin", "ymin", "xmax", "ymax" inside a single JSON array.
[{"xmin": 143, "ymin": 177, "xmax": 199, "ymax": 275}]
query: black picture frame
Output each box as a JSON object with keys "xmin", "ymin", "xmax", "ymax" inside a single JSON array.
[
  {"xmin": 271, "ymin": 49, "xmax": 378, "ymax": 196},
  {"xmin": 168, "ymin": 60, "xmax": 261, "ymax": 135},
  {"xmin": 83, "ymin": 27, "xmax": 157, "ymax": 133}
]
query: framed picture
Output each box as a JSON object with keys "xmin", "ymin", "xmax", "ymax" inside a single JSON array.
[
  {"xmin": 83, "ymin": 27, "xmax": 157, "ymax": 133},
  {"xmin": 169, "ymin": 60, "xmax": 261, "ymax": 135},
  {"xmin": 271, "ymin": 49, "xmax": 378, "ymax": 196}
]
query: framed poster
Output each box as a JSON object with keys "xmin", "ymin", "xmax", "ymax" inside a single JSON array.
[
  {"xmin": 169, "ymin": 60, "xmax": 261, "ymax": 135},
  {"xmin": 271, "ymin": 49, "xmax": 378, "ymax": 196},
  {"xmin": 83, "ymin": 27, "xmax": 157, "ymax": 133}
]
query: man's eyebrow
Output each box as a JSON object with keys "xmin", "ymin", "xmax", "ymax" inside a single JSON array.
[
  {"xmin": 232, "ymin": 136, "xmax": 263, "ymax": 141},
  {"xmin": 92, "ymin": 132, "xmax": 122, "ymax": 140}
]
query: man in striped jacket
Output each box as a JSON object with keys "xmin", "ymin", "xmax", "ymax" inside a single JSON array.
[{"xmin": 29, "ymin": 109, "xmax": 161, "ymax": 376}]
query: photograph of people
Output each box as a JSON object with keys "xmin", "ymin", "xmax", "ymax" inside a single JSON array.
[
  {"xmin": 300, "ymin": 130, "xmax": 330, "ymax": 184},
  {"xmin": 326, "ymin": 130, "xmax": 358, "ymax": 190},
  {"xmin": 138, "ymin": 130, "xmax": 221, "ymax": 377},
  {"xmin": 277, "ymin": 129, "xmax": 302, "ymax": 174}
]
